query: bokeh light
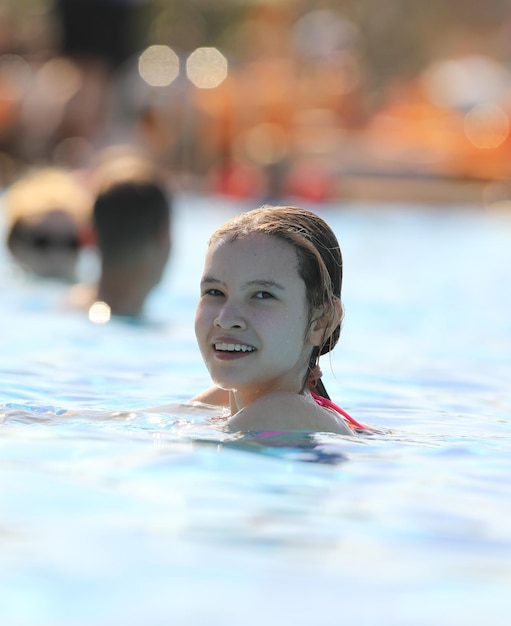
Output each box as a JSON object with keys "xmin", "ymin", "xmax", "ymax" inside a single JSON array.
[
  {"xmin": 88, "ymin": 301, "xmax": 111, "ymax": 325},
  {"xmin": 186, "ymin": 47, "xmax": 228, "ymax": 88},
  {"xmin": 36, "ymin": 58, "xmax": 82, "ymax": 103},
  {"xmin": 422, "ymin": 56, "xmax": 511, "ymax": 110},
  {"xmin": 464, "ymin": 103, "xmax": 509, "ymax": 149},
  {"xmin": 138, "ymin": 45, "xmax": 180, "ymax": 87}
]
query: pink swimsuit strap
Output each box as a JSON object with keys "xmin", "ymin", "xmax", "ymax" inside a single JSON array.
[{"xmin": 310, "ymin": 392, "xmax": 368, "ymax": 431}]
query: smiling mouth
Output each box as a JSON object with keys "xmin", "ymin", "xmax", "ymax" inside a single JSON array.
[{"xmin": 214, "ymin": 342, "xmax": 256, "ymax": 353}]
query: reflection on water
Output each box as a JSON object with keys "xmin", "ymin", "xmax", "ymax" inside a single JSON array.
[{"xmin": 0, "ymin": 194, "xmax": 511, "ymax": 625}]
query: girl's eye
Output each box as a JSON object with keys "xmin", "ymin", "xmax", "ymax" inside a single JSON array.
[
  {"xmin": 203, "ymin": 288, "xmax": 224, "ymax": 297},
  {"xmin": 254, "ymin": 291, "xmax": 274, "ymax": 300}
]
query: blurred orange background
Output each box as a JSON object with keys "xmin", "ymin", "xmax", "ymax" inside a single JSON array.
[{"xmin": 2, "ymin": 0, "xmax": 511, "ymax": 204}]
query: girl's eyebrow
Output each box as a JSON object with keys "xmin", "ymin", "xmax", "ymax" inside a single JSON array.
[
  {"xmin": 246, "ymin": 279, "xmax": 285, "ymax": 291},
  {"xmin": 200, "ymin": 276, "xmax": 285, "ymax": 291},
  {"xmin": 200, "ymin": 275, "xmax": 222, "ymax": 286}
]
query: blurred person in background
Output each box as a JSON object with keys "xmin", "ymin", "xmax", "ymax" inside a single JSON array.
[
  {"xmin": 67, "ymin": 145, "xmax": 172, "ymax": 320},
  {"xmin": 50, "ymin": 0, "xmax": 149, "ymax": 154},
  {"xmin": 0, "ymin": 1, "xmax": 149, "ymax": 181},
  {"xmin": 3, "ymin": 166, "xmax": 92, "ymax": 282}
]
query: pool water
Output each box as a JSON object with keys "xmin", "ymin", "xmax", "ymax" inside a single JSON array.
[{"xmin": 1, "ymin": 193, "xmax": 510, "ymax": 625}]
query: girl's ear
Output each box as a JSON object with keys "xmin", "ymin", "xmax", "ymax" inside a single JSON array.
[{"xmin": 308, "ymin": 300, "xmax": 343, "ymax": 347}]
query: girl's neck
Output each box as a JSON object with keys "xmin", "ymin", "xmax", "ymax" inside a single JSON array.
[{"xmin": 228, "ymin": 383, "xmax": 309, "ymax": 415}]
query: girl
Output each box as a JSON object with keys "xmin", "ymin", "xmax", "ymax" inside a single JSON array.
[{"xmin": 192, "ymin": 205, "xmax": 368, "ymax": 436}]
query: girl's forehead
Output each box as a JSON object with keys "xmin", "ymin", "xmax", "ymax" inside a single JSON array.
[
  {"xmin": 204, "ymin": 233, "xmax": 300, "ymax": 277},
  {"xmin": 208, "ymin": 232, "xmax": 294, "ymax": 260}
]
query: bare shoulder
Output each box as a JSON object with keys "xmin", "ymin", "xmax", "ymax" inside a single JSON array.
[
  {"xmin": 228, "ymin": 392, "xmax": 355, "ymax": 436},
  {"xmin": 143, "ymin": 401, "xmax": 222, "ymax": 415},
  {"xmin": 190, "ymin": 386, "xmax": 230, "ymax": 407}
]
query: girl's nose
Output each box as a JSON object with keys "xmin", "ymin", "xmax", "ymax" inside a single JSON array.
[{"xmin": 214, "ymin": 301, "xmax": 246, "ymax": 329}]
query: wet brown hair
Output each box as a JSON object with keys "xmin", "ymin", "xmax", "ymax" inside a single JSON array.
[{"xmin": 208, "ymin": 205, "xmax": 343, "ymax": 396}]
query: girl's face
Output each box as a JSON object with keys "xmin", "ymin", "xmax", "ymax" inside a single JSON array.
[{"xmin": 195, "ymin": 233, "xmax": 320, "ymax": 407}]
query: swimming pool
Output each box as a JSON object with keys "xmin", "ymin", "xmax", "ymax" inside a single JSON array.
[{"xmin": 1, "ymin": 192, "xmax": 510, "ymax": 625}]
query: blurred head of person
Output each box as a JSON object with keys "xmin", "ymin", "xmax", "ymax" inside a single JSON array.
[
  {"xmin": 4, "ymin": 167, "xmax": 92, "ymax": 282},
  {"xmin": 90, "ymin": 146, "xmax": 172, "ymax": 318}
]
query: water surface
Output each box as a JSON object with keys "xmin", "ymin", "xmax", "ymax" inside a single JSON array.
[{"xmin": 1, "ymin": 193, "xmax": 510, "ymax": 625}]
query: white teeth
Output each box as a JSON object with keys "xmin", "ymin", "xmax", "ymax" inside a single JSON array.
[{"xmin": 215, "ymin": 342, "xmax": 255, "ymax": 352}]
